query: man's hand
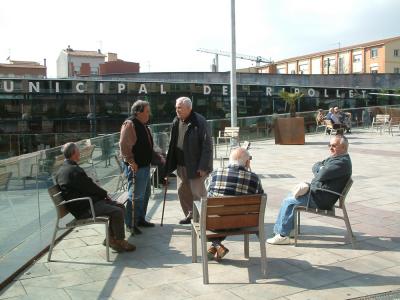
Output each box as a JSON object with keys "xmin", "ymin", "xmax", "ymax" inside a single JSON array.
[
  {"xmin": 129, "ymin": 161, "xmax": 138, "ymax": 172},
  {"xmin": 197, "ymin": 170, "xmax": 207, "ymax": 177}
]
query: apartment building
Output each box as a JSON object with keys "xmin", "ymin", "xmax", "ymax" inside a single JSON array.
[
  {"xmin": 56, "ymin": 46, "xmax": 140, "ymax": 78},
  {"xmin": 258, "ymin": 36, "xmax": 400, "ymax": 75},
  {"xmin": 0, "ymin": 60, "xmax": 47, "ymax": 78}
]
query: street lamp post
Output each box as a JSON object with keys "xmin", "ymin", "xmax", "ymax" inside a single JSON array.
[{"xmin": 230, "ymin": 0, "xmax": 238, "ymax": 130}]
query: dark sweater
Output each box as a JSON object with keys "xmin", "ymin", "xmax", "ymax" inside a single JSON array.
[
  {"xmin": 310, "ymin": 153, "xmax": 352, "ymax": 210},
  {"xmin": 56, "ymin": 160, "xmax": 107, "ymax": 218}
]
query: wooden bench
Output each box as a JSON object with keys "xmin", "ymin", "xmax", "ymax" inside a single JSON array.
[
  {"xmin": 294, "ymin": 178, "xmax": 356, "ymax": 248},
  {"xmin": 191, "ymin": 194, "xmax": 267, "ymax": 284}
]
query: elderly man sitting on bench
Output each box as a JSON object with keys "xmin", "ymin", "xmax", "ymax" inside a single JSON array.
[
  {"xmin": 206, "ymin": 147, "xmax": 264, "ymax": 261},
  {"xmin": 267, "ymin": 135, "xmax": 352, "ymax": 245},
  {"xmin": 56, "ymin": 142, "xmax": 136, "ymax": 252}
]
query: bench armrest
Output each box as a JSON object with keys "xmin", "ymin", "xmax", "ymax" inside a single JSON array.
[
  {"xmin": 193, "ymin": 200, "xmax": 201, "ymax": 222},
  {"xmin": 58, "ymin": 196, "xmax": 96, "ymax": 221},
  {"xmin": 313, "ymin": 187, "xmax": 343, "ymax": 197}
]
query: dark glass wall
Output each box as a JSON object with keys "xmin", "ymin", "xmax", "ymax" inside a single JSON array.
[{"xmin": 1, "ymin": 78, "xmax": 399, "ymax": 157}]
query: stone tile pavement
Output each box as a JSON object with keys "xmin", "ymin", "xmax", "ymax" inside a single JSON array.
[{"xmin": 1, "ymin": 128, "xmax": 400, "ymax": 299}]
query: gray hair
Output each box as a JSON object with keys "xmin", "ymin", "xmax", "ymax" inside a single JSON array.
[
  {"xmin": 131, "ymin": 100, "xmax": 150, "ymax": 116},
  {"xmin": 335, "ymin": 134, "xmax": 349, "ymax": 151},
  {"xmin": 229, "ymin": 148, "xmax": 251, "ymax": 167},
  {"xmin": 62, "ymin": 142, "xmax": 78, "ymax": 159},
  {"xmin": 176, "ymin": 97, "xmax": 192, "ymax": 109}
]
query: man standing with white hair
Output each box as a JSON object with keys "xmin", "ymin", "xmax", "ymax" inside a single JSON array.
[{"xmin": 166, "ymin": 97, "xmax": 213, "ymax": 224}]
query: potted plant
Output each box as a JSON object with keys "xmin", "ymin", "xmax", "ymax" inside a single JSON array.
[{"xmin": 274, "ymin": 91, "xmax": 305, "ymax": 145}]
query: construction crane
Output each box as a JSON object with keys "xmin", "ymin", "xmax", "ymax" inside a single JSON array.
[{"xmin": 196, "ymin": 48, "xmax": 273, "ymax": 72}]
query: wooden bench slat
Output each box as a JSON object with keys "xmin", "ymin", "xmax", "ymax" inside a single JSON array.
[
  {"xmin": 207, "ymin": 204, "xmax": 260, "ymax": 215},
  {"xmin": 206, "ymin": 214, "xmax": 259, "ymax": 230},
  {"xmin": 207, "ymin": 195, "xmax": 262, "ymax": 206}
]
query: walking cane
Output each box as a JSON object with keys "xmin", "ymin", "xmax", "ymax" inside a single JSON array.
[
  {"xmin": 130, "ymin": 171, "xmax": 137, "ymax": 235},
  {"xmin": 160, "ymin": 177, "xmax": 169, "ymax": 226}
]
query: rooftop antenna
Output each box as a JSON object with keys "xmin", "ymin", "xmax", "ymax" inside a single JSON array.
[{"xmin": 96, "ymin": 40, "xmax": 103, "ymax": 52}]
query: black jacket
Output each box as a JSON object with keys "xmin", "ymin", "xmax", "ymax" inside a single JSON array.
[
  {"xmin": 55, "ymin": 160, "xmax": 107, "ymax": 218},
  {"xmin": 165, "ymin": 111, "xmax": 213, "ymax": 179},
  {"xmin": 310, "ymin": 153, "xmax": 352, "ymax": 210}
]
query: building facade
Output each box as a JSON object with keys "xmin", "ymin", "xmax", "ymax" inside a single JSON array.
[
  {"xmin": 56, "ymin": 47, "xmax": 140, "ymax": 78},
  {"xmin": 0, "ymin": 72, "xmax": 399, "ymax": 157},
  {"xmin": 258, "ymin": 36, "xmax": 400, "ymax": 75},
  {"xmin": 0, "ymin": 60, "xmax": 47, "ymax": 78}
]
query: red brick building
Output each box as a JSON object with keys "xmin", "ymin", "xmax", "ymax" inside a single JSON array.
[{"xmin": 0, "ymin": 60, "xmax": 47, "ymax": 78}]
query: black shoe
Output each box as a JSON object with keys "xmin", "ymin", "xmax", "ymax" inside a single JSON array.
[
  {"xmin": 138, "ymin": 220, "xmax": 155, "ymax": 227},
  {"xmin": 129, "ymin": 225, "xmax": 142, "ymax": 235},
  {"xmin": 179, "ymin": 216, "xmax": 192, "ymax": 225}
]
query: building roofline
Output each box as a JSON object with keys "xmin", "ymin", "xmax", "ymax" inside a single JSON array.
[{"xmin": 273, "ymin": 35, "xmax": 400, "ymax": 65}]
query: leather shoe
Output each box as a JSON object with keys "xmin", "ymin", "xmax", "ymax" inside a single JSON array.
[
  {"xmin": 138, "ymin": 220, "xmax": 155, "ymax": 227},
  {"xmin": 179, "ymin": 216, "xmax": 192, "ymax": 225},
  {"xmin": 126, "ymin": 225, "xmax": 142, "ymax": 235},
  {"xmin": 112, "ymin": 239, "xmax": 136, "ymax": 252}
]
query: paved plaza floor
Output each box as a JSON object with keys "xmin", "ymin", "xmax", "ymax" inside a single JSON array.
[{"xmin": 1, "ymin": 128, "xmax": 400, "ymax": 300}]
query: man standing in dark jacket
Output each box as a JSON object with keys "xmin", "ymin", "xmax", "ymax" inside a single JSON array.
[
  {"xmin": 165, "ymin": 97, "xmax": 213, "ymax": 224},
  {"xmin": 267, "ymin": 134, "xmax": 352, "ymax": 245},
  {"xmin": 56, "ymin": 142, "xmax": 136, "ymax": 252}
]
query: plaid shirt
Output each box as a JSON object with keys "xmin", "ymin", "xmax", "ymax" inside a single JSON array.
[{"xmin": 207, "ymin": 165, "xmax": 264, "ymax": 196}]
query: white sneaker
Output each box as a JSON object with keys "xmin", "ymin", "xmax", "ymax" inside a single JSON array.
[{"xmin": 267, "ymin": 234, "xmax": 290, "ymax": 245}]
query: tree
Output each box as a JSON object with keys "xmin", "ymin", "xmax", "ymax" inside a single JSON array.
[{"xmin": 279, "ymin": 91, "xmax": 304, "ymax": 117}]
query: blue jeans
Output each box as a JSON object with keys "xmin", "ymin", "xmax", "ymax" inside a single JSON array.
[
  {"xmin": 273, "ymin": 192, "xmax": 317, "ymax": 236},
  {"xmin": 122, "ymin": 163, "xmax": 151, "ymax": 227}
]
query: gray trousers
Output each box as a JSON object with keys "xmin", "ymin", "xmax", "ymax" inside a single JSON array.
[
  {"xmin": 83, "ymin": 200, "xmax": 126, "ymax": 240},
  {"xmin": 177, "ymin": 166, "xmax": 207, "ymax": 217}
]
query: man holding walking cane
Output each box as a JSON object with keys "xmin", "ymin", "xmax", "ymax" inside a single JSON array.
[
  {"xmin": 165, "ymin": 97, "xmax": 213, "ymax": 225},
  {"xmin": 119, "ymin": 100, "xmax": 156, "ymax": 234}
]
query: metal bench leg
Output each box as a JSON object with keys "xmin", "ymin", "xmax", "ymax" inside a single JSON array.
[
  {"xmin": 48, "ymin": 223, "xmax": 59, "ymax": 262},
  {"xmin": 342, "ymin": 205, "xmax": 356, "ymax": 248},
  {"xmin": 244, "ymin": 233, "xmax": 249, "ymax": 258}
]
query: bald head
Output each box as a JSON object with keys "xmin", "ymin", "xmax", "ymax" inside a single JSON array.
[{"xmin": 229, "ymin": 148, "xmax": 251, "ymax": 167}]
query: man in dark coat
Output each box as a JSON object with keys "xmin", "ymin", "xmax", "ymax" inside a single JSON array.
[
  {"xmin": 165, "ymin": 97, "xmax": 213, "ymax": 224},
  {"xmin": 267, "ymin": 134, "xmax": 352, "ymax": 245},
  {"xmin": 56, "ymin": 142, "xmax": 136, "ymax": 252}
]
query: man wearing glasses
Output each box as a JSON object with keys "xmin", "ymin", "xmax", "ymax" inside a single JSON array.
[{"xmin": 267, "ymin": 134, "xmax": 352, "ymax": 245}]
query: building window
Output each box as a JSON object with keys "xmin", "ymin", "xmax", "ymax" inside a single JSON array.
[
  {"xmin": 394, "ymin": 67, "xmax": 400, "ymax": 73},
  {"xmin": 338, "ymin": 57, "xmax": 344, "ymax": 74},
  {"xmin": 353, "ymin": 54, "xmax": 361, "ymax": 63},
  {"xmin": 370, "ymin": 48, "xmax": 378, "ymax": 58},
  {"xmin": 394, "ymin": 49, "xmax": 399, "ymax": 57},
  {"xmin": 91, "ymin": 67, "xmax": 99, "ymax": 75}
]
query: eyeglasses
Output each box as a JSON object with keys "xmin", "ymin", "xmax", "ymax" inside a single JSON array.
[{"xmin": 328, "ymin": 143, "xmax": 339, "ymax": 148}]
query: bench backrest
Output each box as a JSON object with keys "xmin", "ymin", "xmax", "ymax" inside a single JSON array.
[
  {"xmin": 48, "ymin": 185, "xmax": 69, "ymax": 219},
  {"xmin": 390, "ymin": 116, "xmax": 400, "ymax": 124},
  {"xmin": 204, "ymin": 194, "xmax": 266, "ymax": 231},
  {"xmin": 375, "ymin": 114, "xmax": 390, "ymax": 123},
  {"xmin": 223, "ymin": 127, "xmax": 240, "ymax": 138},
  {"xmin": 0, "ymin": 172, "xmax": 12, "ymax": 191},
  {"xmin": 338, "ymin": 178, "xmax": 353, "ymax": 209}
]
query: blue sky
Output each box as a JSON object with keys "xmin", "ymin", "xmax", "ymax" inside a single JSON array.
[{"xmin": 1, "ymin": 0, "xmax": 399, "ymax": 77}]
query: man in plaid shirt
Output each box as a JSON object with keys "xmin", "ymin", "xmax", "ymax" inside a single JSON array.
[{"xmin": 206, "ymin": 147, "xmax": 264, "ymax": 260}]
